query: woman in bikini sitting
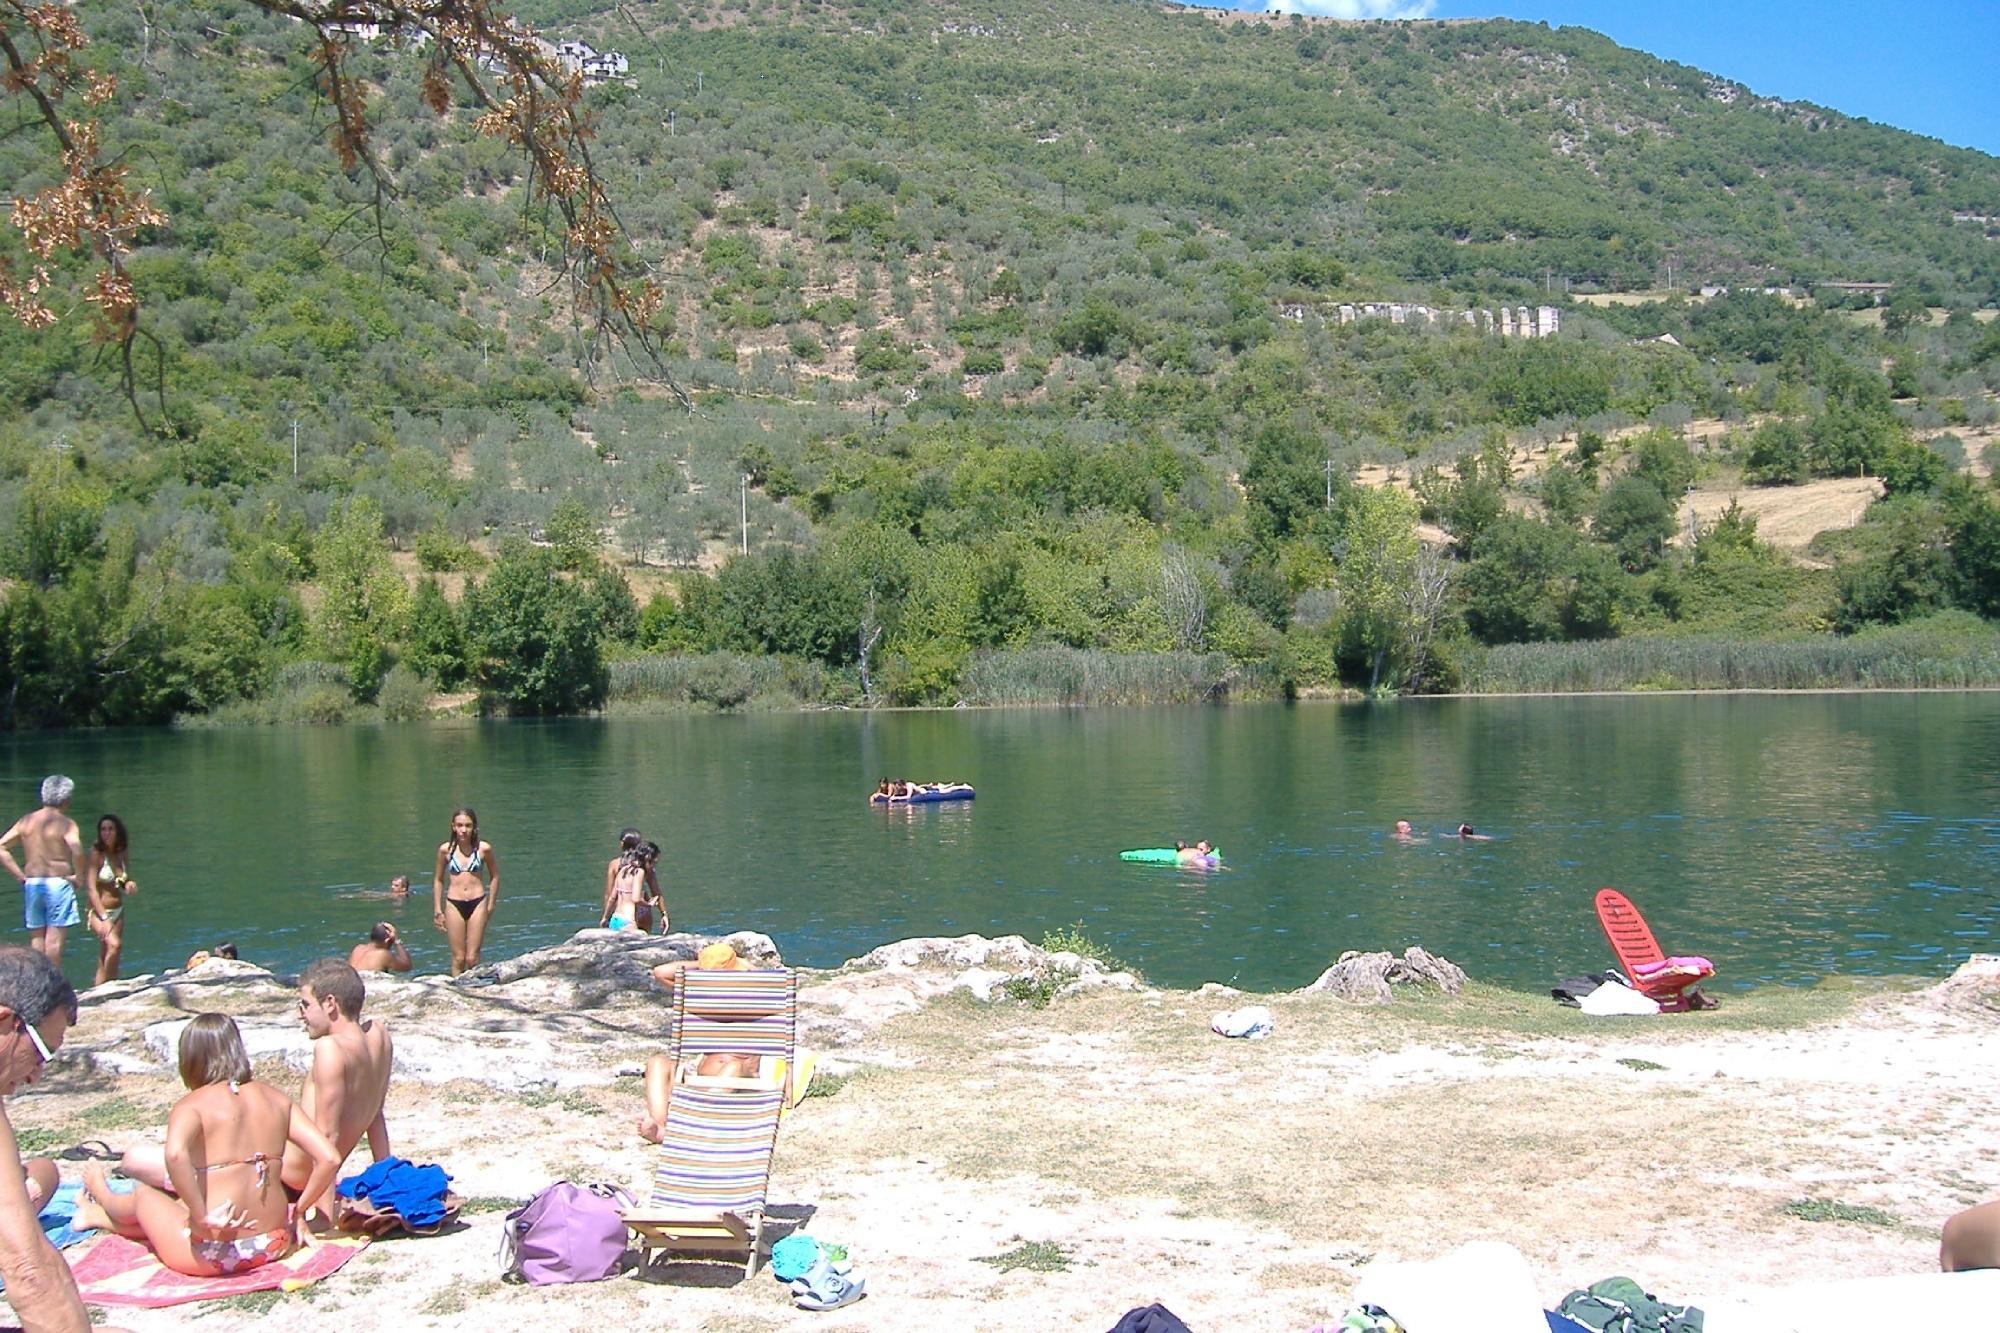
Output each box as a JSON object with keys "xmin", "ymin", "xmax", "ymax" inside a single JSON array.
[
  {"xmin": 83, "ymin": 813, "xmax": 136, "ymax": 987},
  {"xmin": 634, "ymin": 841, "xmax": 665, "ymax": 934},
  {"xmin": 75, "ymin": 1013, "xmax": 339, "ymax": 1277},
  {"xmin": 600, "ymin": 830, "xmax": 655, "ymax": 934},
  {"xmin": 432, "ymin": 807, "xmax": 499, "ymax": 976}
]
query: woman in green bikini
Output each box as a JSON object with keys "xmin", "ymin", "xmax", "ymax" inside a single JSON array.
[
  {"xmin": 432, "ymin": 807, "xmax": 499, "ymax": 976},
  {"xmin": 83, "ymin": 814, "xmax": 136, "ymax": 987}
]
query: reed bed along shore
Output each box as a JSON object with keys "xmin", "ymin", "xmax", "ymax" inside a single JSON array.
[{"xmin": 1463, "ymin": 624, "xmax": 2000, "ymax": 694}]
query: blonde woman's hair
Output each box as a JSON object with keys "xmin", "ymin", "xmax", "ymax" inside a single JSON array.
[{"xmin": 177, "ymin": 1012, "xmax": 253, "ymax": 1089}]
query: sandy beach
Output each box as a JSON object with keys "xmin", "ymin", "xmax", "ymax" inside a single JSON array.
[{"xmin": 6, "ymin": 933, "xmax": 1995, "ymax": 1331}]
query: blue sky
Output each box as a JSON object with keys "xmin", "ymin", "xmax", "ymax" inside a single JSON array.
[{"xmin": 1188, "ymin": 1, "xmax": 1999, "ymax": 156}]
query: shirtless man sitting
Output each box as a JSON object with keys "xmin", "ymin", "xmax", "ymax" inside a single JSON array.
[
  {"xmin": 116, "ymin": 959, "xmax": 394, "ymax": 1224},
  {"xmin": 0, "ymin": 776, "xmax": 85, "ymax": 966},
  {"xmin": 283, "ymin": 959, "xmax": 394, "ymax": 1212},
  {"xmin": 348, "ymin": 923, "xmax": 412, "ymax": 974}
]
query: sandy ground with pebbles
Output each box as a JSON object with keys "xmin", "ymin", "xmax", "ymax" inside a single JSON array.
[{"xmin": 5, "ymin": 935, "xmax": 1996, "ymax": 1332}]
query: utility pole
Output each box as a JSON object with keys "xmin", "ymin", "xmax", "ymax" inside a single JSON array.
[
  {"xmin": 1325, "ymin": 458, "xmax": 1335, "ymax": 511},
  {"xmin": 291, "ymin": 418, "xmax": 300, "ymax": 478},
  {"xmin": 740, "ymin": 474, "xmax": 750, "ymax": 554}
]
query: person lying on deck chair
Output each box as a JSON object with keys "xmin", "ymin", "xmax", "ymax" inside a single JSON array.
[{"xmin": 639, "ymin": 942, "xmax": 762, "ymax": 1144}]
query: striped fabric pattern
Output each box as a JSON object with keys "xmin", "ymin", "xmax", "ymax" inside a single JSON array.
[
  {"xmin": 648, "ymin": 1083, "xmax": 784, "ymax": 1212},
  {"xmin": 672, "ymin": 968, "xmax": 798, "ymax": 1062}
]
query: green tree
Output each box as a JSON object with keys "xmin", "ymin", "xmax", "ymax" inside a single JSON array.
[
  {"xmin": 1631, "ymin": 429, "xmax": 1697, "ymax": 498},
  {"xmin": 464, "ymin": 542, "xmax": 607, "ymax": 715},
  {"xmin": 1877, "ymin": 439, "xmax": 1948, "ymax": 497},
  {"xmin": 1744, "ymin": 420, "xmax": 1810, "ymax": 485},
  {"xmin": 403, "ymin": 578, "xmax": 467, "ymax": 687},
  {"xmin": 1834, "ymin": 499, "xmax": 1950, "ymax": 630},
  {"xmin": 1334, "ymin": 487, "xmax": 1419, "ymax": 690},
  {"xmin": 1, "ymin": 460, "xmax": 104, "ymax": 590},
  {"xmin": 545, "ymin": 495, "xmax": 603, "ymax": 572},
  {"xmin": 1462, "ymin": 516, "xmax": 1620, "ymax": 644},
  {"xmin": 310, "ymin": 497, "xmax": 407, "ymax": 700},
  {"xmin": 1592, "ymin": 475, "xmax": 1677, "ymax": 571}
]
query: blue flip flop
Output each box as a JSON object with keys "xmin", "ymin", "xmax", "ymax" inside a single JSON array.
[{"xmin": 794, "ymin": 1271, "xmax": 865, "ymax": 1311}]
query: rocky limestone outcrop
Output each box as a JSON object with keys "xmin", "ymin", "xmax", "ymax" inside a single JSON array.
[
  {"xmin": 1295, "ymin": 947, "xmax": 1468, "ymax": 1003},
  {"xmin": 445, "ymin": 929, "xmax": 782, "ymax": 1011},
  {"xmin": 798, "ymin": 934, "xmax": 1147, "ymax": 1046}
]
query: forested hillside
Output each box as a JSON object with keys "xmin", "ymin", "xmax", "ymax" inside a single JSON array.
[{"xmin": 4, "ymin": 0, "xmax": 2000, "ymax": 726}]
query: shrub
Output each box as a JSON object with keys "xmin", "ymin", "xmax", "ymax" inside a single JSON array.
[
  {"xmin": 376, "ymin": 666, "xmax": 432, "ymax": 722},
  {"xmin": 294, "ymin": 684, "xmax": 353, "ymax": 725},
  {"xmin": 961, "ymin": 349, "xmax": 1004, "ymax": 375},
  {"xmin": 1041, "ymin": 924, "xmax": 1138, "ymax": 978},
  {"xmin": 415, "ymin": 528, "xmax": 485, "ymax": 573}
]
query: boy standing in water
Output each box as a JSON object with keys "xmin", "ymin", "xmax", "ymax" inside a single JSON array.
[{"xmin": 0, "ymin": 777, "xmax": 85, "ymax": 966}]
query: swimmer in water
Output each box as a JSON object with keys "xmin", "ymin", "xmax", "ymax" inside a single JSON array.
[{"xmin": 1456, "ymin": 824, "xmax": 1492, "ymax": 841}]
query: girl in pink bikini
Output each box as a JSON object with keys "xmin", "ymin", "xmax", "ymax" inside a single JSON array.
[{"xmin": 76, "ymin": 1014, "xmax": 339, "ymax": 1276}]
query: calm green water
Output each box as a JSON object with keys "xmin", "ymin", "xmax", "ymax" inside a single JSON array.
[{"xmin": 5, "ymin": 696, "xmax": 1999, "ymax": 994}]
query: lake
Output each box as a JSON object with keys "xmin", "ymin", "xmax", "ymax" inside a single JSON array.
[{"xmin": 4, "ymin": 695, "xmax": 1998, "ymax": 994}]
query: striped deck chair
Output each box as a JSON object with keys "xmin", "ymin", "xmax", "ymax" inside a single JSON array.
[
  {"xmin": 623, "ymin": 1082, "xmax": 785, "ymax": 1277},
  {"xmin": 672, "ymin": 968, "xmax": 798, "ymax": 1100}
]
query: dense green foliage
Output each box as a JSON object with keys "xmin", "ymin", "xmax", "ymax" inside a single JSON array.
[{"xmin": 2, "ymin": 0, "xmax": 1998, "ymax": 724}]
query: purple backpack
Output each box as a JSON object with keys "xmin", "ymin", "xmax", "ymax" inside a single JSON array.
[{"xmin": 500, "ymin": 1182, "xmax": 633, "ymax": 1285}]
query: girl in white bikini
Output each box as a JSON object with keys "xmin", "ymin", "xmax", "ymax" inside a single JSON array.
[
  {"xmin": 83, "ymin": 814, "xmax": 135, "ymax": 987},
  {"xmin": 432, "ymin": 807, "xmax": 499, "ymax": 976}
]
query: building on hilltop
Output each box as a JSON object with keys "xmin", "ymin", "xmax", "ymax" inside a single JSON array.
[{"xmin": 1306, "ymin": 301, "xmax": 1558, "ymax": 338}]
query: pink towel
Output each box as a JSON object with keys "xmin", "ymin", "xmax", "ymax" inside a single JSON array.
[
  {"xmin": 67, "ymin": 1232, "xmax": 367, "ymax": 1308},
  {"xmin": 1634, "ymin": 955, "xmax": 1713, "ymax": 979}
]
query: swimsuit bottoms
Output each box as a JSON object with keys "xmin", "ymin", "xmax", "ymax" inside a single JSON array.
[
  {"xmin": 446, "ymin": 896, "xmax": 485, "ymax": 920},
  {"xmin": 96, "ymin": 904, "xmax": 124, "ymax": 925},
  {"xmin": 187, "ymin": 1226, "xmax": 290, "ymax": 1275},
  {"xmin": 22, "ymin": 877, "xmax": 80, "ymax": 930},
  {"xmin": 607, "ymin": 915, "xmax": 633, "ymax": 931}
]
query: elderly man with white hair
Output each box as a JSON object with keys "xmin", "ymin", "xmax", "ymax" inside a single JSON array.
[{"xmin": 0, "ymin": 777, "xmax": 86, "ymax": 966}]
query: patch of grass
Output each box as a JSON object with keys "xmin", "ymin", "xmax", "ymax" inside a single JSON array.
[
  {"xmin": 515, "ymin": 1086, "xmax": 602, "ymax": 1115},
  {"xmin": 1001, "ymin": 966, "xmax": 1079, "ymax": 1009},
  {"xmin": 975, "ymin": 1239, "xmax": 1074, "ymax": 1273},
  {"xmin": 76, "ymin": 1096, "xmax": 155, "ymax": 1131},
  {"xmin": 207, "ymin": 1289, "xmax": 284, "ymax": 1317},
  {"xmin": 1616, "ymin": 1057, "xmax": 1668, "ymax": 1072},
  {"xmin": 1781, "ymin": 1198, "xmax": 1900, "ymax": 1227},
  {"xmin": 13, "ymin": 1128, "xmax": 63, "ymax": 1156},
  {"xmin": 802, "ymin": 1072, "xmax": 848, "ymax": 1100},
  {"xmin": 420, "ymin": 1280, "xmax": 471, "ymax": 1316},
  {"xmin": 461, "ymin": 1196, "xmax": 522, "ymax": 1215},
  {"xmin": 1041, "ymin": 924, "xmax": 1138, "ymax": 978}
]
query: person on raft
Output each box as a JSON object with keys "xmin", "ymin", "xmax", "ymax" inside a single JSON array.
[{"xmin": 1174, "ymin": 840, "xmax": 1214, "ymax": 864}]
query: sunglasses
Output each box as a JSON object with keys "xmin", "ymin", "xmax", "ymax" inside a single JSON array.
[{"xmin": 18, "ymin": 1019, "xmax": 52, "ymax": 1066}]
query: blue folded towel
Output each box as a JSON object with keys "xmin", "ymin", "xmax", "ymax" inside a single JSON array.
[
  {"xmin": 336, "ymin": 1156, "xmax": 452, "ymax": 1227},
  {"xmin": 335, "ymin": 1155, "xmax": 407, "ymax": 1200}
]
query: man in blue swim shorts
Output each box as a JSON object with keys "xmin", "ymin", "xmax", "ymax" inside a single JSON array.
[{"xmin": 0, "ymin": 776, "xmax": 86, "ymax": 966}]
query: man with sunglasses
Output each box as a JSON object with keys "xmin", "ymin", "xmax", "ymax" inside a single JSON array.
[{"xmin": 0, "ymin": 945, "xmax": 98, "ymax": 1332}]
